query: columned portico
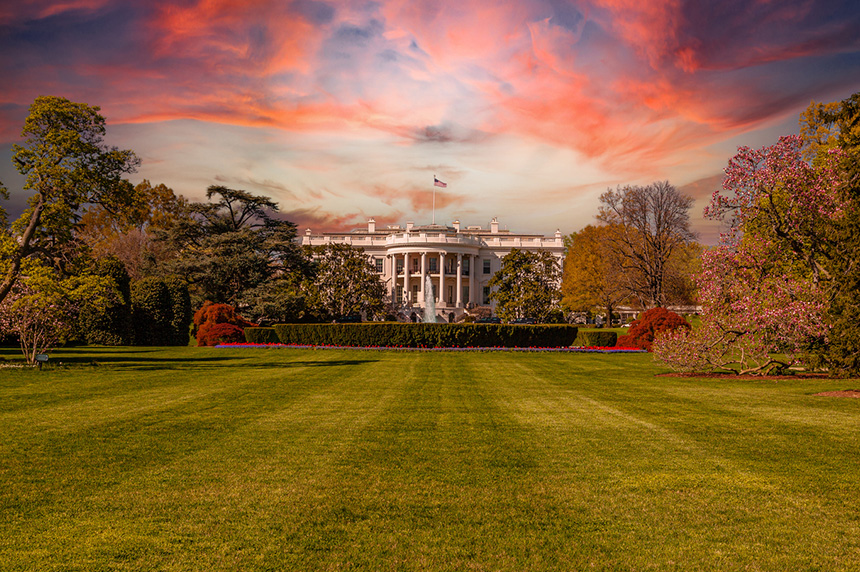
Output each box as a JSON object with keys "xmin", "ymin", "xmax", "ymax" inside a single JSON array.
[{"xmin": 301, "ymin": 218, "xmax": 566, "ymax": 320}]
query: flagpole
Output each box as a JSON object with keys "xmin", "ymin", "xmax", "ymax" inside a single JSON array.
[{"xmin": 432, "ymin": 175, "xmax": 436, "ymax": 225}]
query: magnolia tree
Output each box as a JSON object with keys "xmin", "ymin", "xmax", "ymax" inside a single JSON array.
[
  {"xmin": 654, "ymin": 135, "xmax": 845, "ymax": 375},
  {"xmin": 0, "ymin": 267, "xmax": 115, "ymax": 365}
]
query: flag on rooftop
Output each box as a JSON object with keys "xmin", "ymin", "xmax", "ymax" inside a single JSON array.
[{"xmin": 434, "ymin": 177, "xmax": 447, "ymax": 188}]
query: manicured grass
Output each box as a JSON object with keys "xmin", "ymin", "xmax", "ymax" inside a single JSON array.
[{"xmin": 1, "ymin": 346, "xmax": 859, "ymax": 571}]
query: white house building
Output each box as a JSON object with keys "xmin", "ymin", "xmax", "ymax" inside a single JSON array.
[{"xmin": 300, "ymin": 217, "xmax": 566, "ymax": 319}]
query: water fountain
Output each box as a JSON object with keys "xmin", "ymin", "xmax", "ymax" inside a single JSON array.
[{"xmin": 423, "ymin": 275, "xmax": 437, "ymax": 323}]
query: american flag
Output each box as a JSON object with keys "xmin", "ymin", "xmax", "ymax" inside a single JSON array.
[{"xmin": 434, "ymin": 177, "xmax": 447, "ymax": 188}]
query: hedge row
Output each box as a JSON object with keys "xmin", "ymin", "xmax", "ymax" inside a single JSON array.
[
  {"xmin": 267, "ymin": 323, "xmax": 579, "ymax": 348},
  {"xmin": 573, "ymin": 330, "xmax": 618, "ymax": 347},
  {"xmin": 245, "ymin": 327, "xmax": 281, "ymax": 344}
]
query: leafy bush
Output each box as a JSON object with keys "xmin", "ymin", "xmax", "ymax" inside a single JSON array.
[
  {"xmin": 244, "ymin": 327, "xmax": 280, "ymax": 344},
  {"xmin": 198, "ymin": 322, "xmax": 246, "ymax": 346},
  {"xmin": 131, "ymin": 278, "xmax": 172, "ymax": 345},
  {"xmin": 193, "ymin": 302, "xmax": 257, "ymax": 346},
  {"xmin": 77, "ymin": 256, "xmax": 132, "ymax": 345},
  {"xmin": 130, "ymin": 277, "xmax": 191, "ymax": 346},
  {"xmin": 272, "ymin": 323, "xmax": 578, "ymax": 348},
  {"xmin": 617, "ymin": 307, "xmax": 690, "ymax": 352},
  {"xmin": 574, "ymin": 330, "xmax": 618, "ymax": 347}
]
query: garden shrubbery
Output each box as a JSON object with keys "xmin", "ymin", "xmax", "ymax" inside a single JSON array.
[
  {"xmin": 244, "ymin": 327, "xmax": 280, "ymax": 344},
  {"xmin": 270, "ymin": 323, "xmax": 578, "ymax": 348},
  {"xmin": 131, "ymin": 277, "xmax": 191, "ymax": 346},
  {"xmin": 194, "ymin": 302, "xmax": 257, "ymax": 346},
  {"xmin": 617, "ymin": 307, "xmax": 690, "ymax": 351},
  {"xmin": 574, "ymin": 330, "xmax": 618, "ymax": 347}
]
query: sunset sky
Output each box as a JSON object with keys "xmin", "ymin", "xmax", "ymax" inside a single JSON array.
[{"xmin": 1, "ymin": 0, "xmax": 859, "ymax": 243}]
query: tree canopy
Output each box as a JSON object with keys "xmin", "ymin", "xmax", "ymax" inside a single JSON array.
[
  {"xmin": 489, "ymin": 248, "xmax": 561, "ymax": 323},
  {"xmin": 1, "ymin": 96, "xmax": 139, "ymax": 304}
]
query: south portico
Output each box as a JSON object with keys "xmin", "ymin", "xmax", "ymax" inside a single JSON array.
[{"xmin": 300, "ymin": 218, "xmax": 565, "ymax": 320}]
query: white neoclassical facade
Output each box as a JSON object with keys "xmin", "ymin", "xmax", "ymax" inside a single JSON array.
[{"xmin": 299, "ymin": 217, "xmax": 566, "ymax": 319}]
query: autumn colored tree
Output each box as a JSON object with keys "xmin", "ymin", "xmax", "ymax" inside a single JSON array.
[
  {"xmin": 77, "ymin": 180, "xmax": 190, "ymax": 279},
  {"xmin": 561, "ymin": 224, "xmax": 628, "ymax": 324}
]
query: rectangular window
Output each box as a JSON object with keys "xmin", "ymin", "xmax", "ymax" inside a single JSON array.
[
  {"xmin": 412, "ymin": 258, "xmax": 420, "ymax": 272},
  {"xmin": 374, "ymin": 257, "xmax": 384, "ymax": 273},
  {"xmin": 429, "ymin": 257, "xmax": 438, "ymax": 272},
  {"xmin": 447, "ymin": 285, "xmax": 453, "ymax": 304},
  {"xmin": 462, "ymin": 258, "xmax": 470, "ymax": 276},
  {"xmin": 396, "ymin": 259, "xmax": 404, "ymax": 273},
  {"xmin": 396, "ymin": 285, "xmax": 403, "ymax": 304},
  {"xmin": 411, "ymin": 284, "xmax": 419, "ymax": 302},
  {"xmin": 483, "ymin": 259, "xmax": 491, "ymax": 275},
  {"xmin": 482, "ymin": 286, "xmax": 491, "ymax": 304},
  {"xmin": 463, "ymin": 286, "xmax": 470, "ymax": 304}
]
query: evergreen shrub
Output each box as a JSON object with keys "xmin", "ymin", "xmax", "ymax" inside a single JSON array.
[
  {"xmin": 244, "ymin": 327, "xmax": 280, "ymax": 344},
  {"xmin": 78, "ymin": 257, "xmax": 132, "ymax": 345},
  {"xmin": 130, "ymin": 277, "xmax": 191, "ymax": 346},
  {"xmin": 272, "ymin": 323, "xmax": 578, "ymax": 348},
  {"xmin": 574, "ymin": 330, "xmax": 618, "ymax": 347}
]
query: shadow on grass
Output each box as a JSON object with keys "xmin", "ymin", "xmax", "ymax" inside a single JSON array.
[{"xmin": 18, "ymin": 348, "xmax": 379, "ymax": 371}]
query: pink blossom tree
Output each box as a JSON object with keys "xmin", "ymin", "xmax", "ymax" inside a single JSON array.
[
  {"xmin": 0, "ymin": 267, "xmax": 115, "ymax": 365},
  {"xmin": 654, "ymin": 135, "xmax": 845, "ymax": 375}
]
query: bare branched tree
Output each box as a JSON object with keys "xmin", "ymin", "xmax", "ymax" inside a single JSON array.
[{"xmin": 597, "ymin": 181, "xmax": 696, "ymax": 308}]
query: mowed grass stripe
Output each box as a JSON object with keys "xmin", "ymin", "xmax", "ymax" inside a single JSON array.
[
  {"xmin": 1, "ymin": 348, "xmax": 401, "ymax": 569},
  {"xmin": 0, "ymin": 347, "xmax": 859, "ymax": 571}
]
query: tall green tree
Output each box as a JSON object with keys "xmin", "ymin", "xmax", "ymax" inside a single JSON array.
[
  {"xmin": 302, "ymin": 243, "xmax": 386, "ymax": 320},
  {"xmin": 489, "ymin": 248, "xmax": 561, "ymax": 323},
  {"xmin": 0, "ymin": 96, "xmax": 140, "ymax": 304},
  {"xmin": 164, "ymin": 185, "xmax": 309, "ymax": 309}
]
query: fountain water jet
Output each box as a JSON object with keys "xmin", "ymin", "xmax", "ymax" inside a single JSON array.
[{"xmin": 423, "ymin": 276, "xmax": 437, "ymax": 323}]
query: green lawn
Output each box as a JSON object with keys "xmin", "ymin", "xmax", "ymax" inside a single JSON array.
[{"xmin": 1, "ymin": 346, "xmax": 859, "ymax": 571}]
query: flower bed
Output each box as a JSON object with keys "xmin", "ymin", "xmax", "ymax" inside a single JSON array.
[{"xmin": 215, "ymin": 342, "xmax": 645, "ymax": 353}]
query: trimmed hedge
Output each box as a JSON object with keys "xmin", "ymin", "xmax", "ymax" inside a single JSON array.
[
  {"xmin": 574, "ymin": 330, "xmax": 618, "ymax": 347},
  {"xmin": 245, "ymin": 327, "xmax": 280, "ymax": 344},
  {"xmin": 272, "ymin": 323, "xmax": 579, "ymax": 348}
]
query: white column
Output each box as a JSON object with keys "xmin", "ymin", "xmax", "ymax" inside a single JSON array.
[
  {"xmin": 387, "ymin": 255, "xmax": 396, "ymax": 302},
  {"xmin": 439, "ymin": 252, "xmax": 446, "ymax": 307},
  {"xmin": 456, "ymin": 253, "xmax": 463, "ymax": 307},
  {"xmin": 403, "ymin": 252, "xmax": 410, "ymax": 305},
  {"xmin": 420, "ymin": 252, "xmax": 427, "ymax": 301},
  {"xmin": 470, "ymin": 254, "xmax": 477, "ymax": 306}
]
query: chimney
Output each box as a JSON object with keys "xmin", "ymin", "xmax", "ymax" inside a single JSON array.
[
  {"xmin": 406, "ymin": 221, "xmax": 414, "ymax": 231},
  {"xmin": 453, "ymin": 219, "xmax": 460, "ymax": 232},
  {"xmin": 490, "ymin": 217, "xmax": 499, "ymax": 233},
  {"xmin": 367, "ymin": 218, "xmax": 376, "ymax": 233}
]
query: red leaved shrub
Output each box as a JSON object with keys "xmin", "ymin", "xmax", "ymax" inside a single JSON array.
[
  {"xmin": 193, "ymin": 302, "xmax": 257, "ymax": 346},
  {"xmin": 617, "ymin": 307, "xmax": 690, "ymax": 352},
  {"xmin": 197, "ymin": 322, "xmax": 247, "ymax": 346}
]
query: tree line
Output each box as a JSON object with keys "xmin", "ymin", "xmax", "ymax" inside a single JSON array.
[{"xmin": 0, "ymin": 96, "xmax": 386, "ymax": 362}]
